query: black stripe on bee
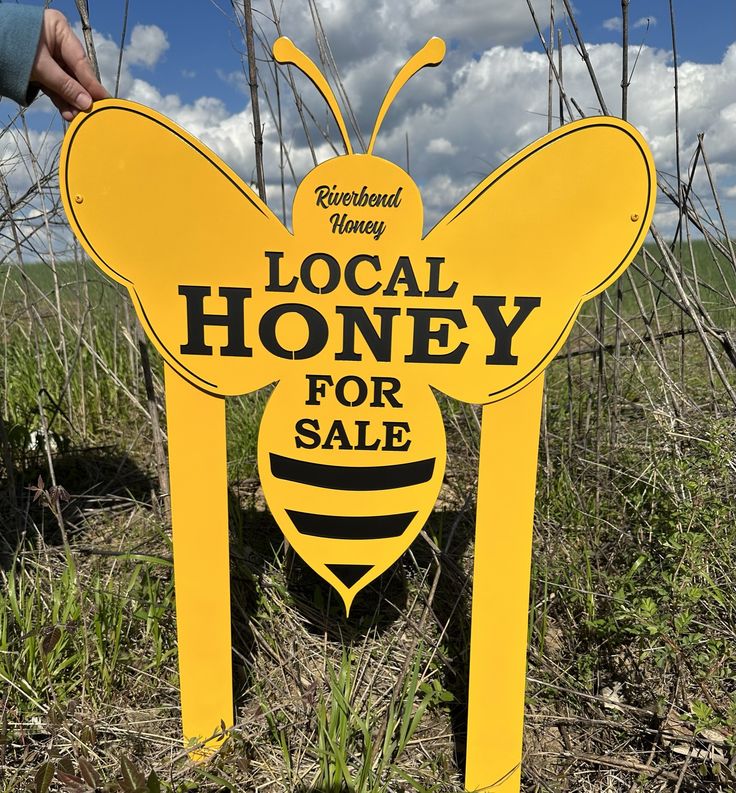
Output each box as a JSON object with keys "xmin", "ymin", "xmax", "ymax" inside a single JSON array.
[
  {"xmin": 270, "ymin": 453, "xmax": 435, "ymax": 490},
  {"xmin": 286, "ymin": 509, "xmax": 416, "ymax": 540},
  {"xmin": 325, "ymin": 564, "xmax": 373, "ymax": 588}
]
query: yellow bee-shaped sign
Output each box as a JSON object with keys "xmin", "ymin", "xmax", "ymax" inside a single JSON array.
[{"xmin": 60, "ymin": 36, "xmax": 654, "ymax": 791}]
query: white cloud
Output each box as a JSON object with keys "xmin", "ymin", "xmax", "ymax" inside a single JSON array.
[
  {"xmin": 267, "ymin": 0, "xmax": 558, "ymax": 63},
  {"xmin": 603, "ymin": 14, "xmax": 655, "ymax": 34},
  {"xmin": 125, "ymin": 24, "xmax": 169, "ymax": 69},
  {"xmin": 216, "ymin": 68, "xmax": 247, "ymax": 94},
  {"xmin": 426, "ymin": 138, "xmax": 457, "ymax": 155},
  {"xmin": 634, "ymin": 16, "xmax": 656, "ymax": 29},
  {"xmin": 4, "ymin": 3, "xmax": 736, "ymax": 261}
]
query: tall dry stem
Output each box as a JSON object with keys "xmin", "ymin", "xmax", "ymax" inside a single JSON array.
[{"xmin": 243, "ymin": 0, "xmax": 267, "ymax": 203}]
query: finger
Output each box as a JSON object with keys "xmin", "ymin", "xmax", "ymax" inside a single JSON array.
[
  {"xmin": 33, "ymin": 49, "xmax": 93, "ymax": 112},
  {"xmin": 57, "ymin": 22, "xmax": 110, "ymax": 100},
  {"xmin": 42, "ymin": 88, "xmax": 78, "ymax": 122}
]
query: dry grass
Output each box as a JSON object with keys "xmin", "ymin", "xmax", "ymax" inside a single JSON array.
[{"xmin": 1, "ymin": 2, "xmax": 736, "ymax": 792}]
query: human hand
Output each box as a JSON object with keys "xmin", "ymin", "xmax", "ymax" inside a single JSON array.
[{"xmin": 30, "ymin": 9, "xmax": 109, "ymax": 121}]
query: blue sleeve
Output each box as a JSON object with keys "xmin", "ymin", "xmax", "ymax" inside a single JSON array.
[{"xmin": 0, "ymin": 4, "xmax": 44, "ymax": 106}]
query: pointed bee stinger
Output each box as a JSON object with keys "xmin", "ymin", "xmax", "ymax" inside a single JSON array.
[{"xmin": 325, "ymin": 564, "xmax": 375, "ymax": 617}]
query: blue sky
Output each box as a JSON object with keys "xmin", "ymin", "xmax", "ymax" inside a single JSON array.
[
  {"xmin": 580, "ymin": 1, "xmax": 735, "ymax": 63},
  {"xmin": 53, "ymin": 0, "xmax": 244, "ymax": 110},
  {"xmin": 3, "ymin": 1, "xmax": 736, "ymax": 236},
  {"xmin": 42, "ymin": 1, "xmax": 733, "ymax": 112},
  {"xmin": 45, "ymin": 0, "xmax": 735, "ymax": 114}
]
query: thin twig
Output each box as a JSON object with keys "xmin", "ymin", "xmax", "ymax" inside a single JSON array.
[
  {"xmin": 114, "ymin": 0, "xmax": 130, "ymax": 99},
  {"xmin": 243, "ymin": 0, "xmax": 267, "ymax": 203},
  {"xmin": 561, "ymin": 0, "xmax": 609, "ymax": 114}
]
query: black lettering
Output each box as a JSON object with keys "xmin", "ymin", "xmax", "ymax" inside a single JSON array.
[
  {"xmin": 473, "ymin": 296, "xmax": 541, "ymax": 365},
  {"xmin": 336, "ymin": 306, "xmax": 399, "ymax": 362},
  {"xmin": 323, "ymin": 419, "xmax": 353, "ymax": 450},
  {"xmin": 383, "ymin": 255, "xmax": 422, "ymax": 297},
  {"xmin": 295, "ymin": 418, "xmax": 321, "ymax": 449},
  {"xmin": 314, "ymin": 185, "xmax": 330, "ymax": 208},
  {"xmin": 330, "ymin": 212, "xmax": 347, "ymax": 234},
  {"xmin": 259, "ymin": 303, "xmax": 328, "ymax": 360},
  {"xmin": 335, "ymin": 375, "xmax": 368, "ymax": 407},
  {"xmin": 179, "ymin": 285, "xmax": 252, "ymax": 357},
  {"xmin": 345, "ymin": 254, "xmax": 381, "ymax": 295},
  {"xmin": 387, "ymin": 187, "xmax": 403, "ymax": 208},
  {"xmin": 354, "ymin": 420, "xmax": 381, "ymax": 450},
  {"xmin": 383, "ymin": 421, "xmax": 411, "ymax": 451},
  {"xmin": 301, "ymin": 252, "xmax": 340, "ymax": 294},
  {"xmin": 306, "ymin": 374, "xmax": 333, "ymax": 405},
  {"xmin": 370, "ymin": 376, "xmax": 403, "ymax": 408},
  {"xmin": 405, "ymin": 308, "xmax": 468, "ymax": 363},
  {"xmin": 425, "ymin": 257, "xmax": 458, "ymax": 298},
  {"xmin": 264, "ymin": 251, "xmax": 297, "ymax": 292}
]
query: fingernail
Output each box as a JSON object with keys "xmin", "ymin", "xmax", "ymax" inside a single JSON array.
[{"xmin": 76, "ymin": 92, "xmax": 92, "ymax": 110}]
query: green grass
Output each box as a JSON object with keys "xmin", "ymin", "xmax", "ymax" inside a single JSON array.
[
  {"xmin": 0, "ymin": 546, "xmax": 176, "ymax": 713},
  {"xmin": 1, "ymin": 236, "xmax": 736, "ymax": 791}
]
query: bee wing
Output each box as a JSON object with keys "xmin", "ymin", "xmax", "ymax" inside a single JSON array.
[
  {"xmin": 60, "ymin": 98, "xmax": 292, "ymax": 396},
  {"xmin": 421, "ymin": 116, "xmax": 655, "ymax": 404}
]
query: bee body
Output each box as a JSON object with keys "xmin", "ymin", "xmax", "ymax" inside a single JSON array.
[{"xmin": 258, "ymin": 371, "xmax": 446, "ymax": 613}]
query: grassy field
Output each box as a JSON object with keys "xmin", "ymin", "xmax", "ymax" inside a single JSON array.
[
  {"xmin": 2, "ymin": 1, "xmax": 736, "ymax": 788},
  {"xmin": 1, "ymin": 238, "xmax": 735, "ymax": 792}
]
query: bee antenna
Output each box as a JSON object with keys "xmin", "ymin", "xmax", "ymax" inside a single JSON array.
[
  {"xmin": 367, "ymin": 38, "xmax": 446, "ymax": 156},
  {"xmin": 273, "ymin": 37, "xmax": 354, "ymax": 156}
]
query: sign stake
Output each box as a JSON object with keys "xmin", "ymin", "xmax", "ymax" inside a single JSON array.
[
  {"xmin": 465, "ymin": 375, "xmax": 544, "ymax": 791},
  {"xmin": 165, "ymin": 364, "xmax": 233, "ymax": 755}
]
